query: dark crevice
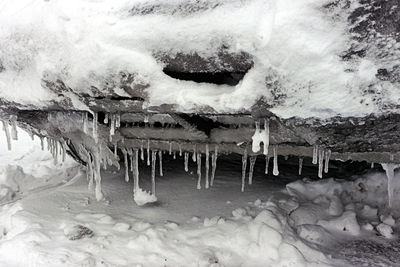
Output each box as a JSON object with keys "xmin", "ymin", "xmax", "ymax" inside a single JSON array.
[
  {"xmin": 177, "ymin": 113, "xmax": 227, "ymax": 136},
  {"xmin": 92, "ymin": 96, "xmax": 145, "ymax": 101},
  {"xmin": 163, "ymin": 70, "xmax": 247, "ymax": 86}
]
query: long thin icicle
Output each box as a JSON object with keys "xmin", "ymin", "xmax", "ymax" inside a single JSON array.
[
  {"xmin": 83, "ymin": 112, "xmax": 89, "ymax": 134},
  {"xmin": 210, "ymin": 145, "xmax": 218, "ymax": 186},
  {"xmin": 241, "ymin": 149, "xmax": 248, "ymax": 192},
  {"xmin": 10, "ymin": 117, "xmax": 18, "ymax": 141},
  {"xmin": 273, "ymin": 145, "xmax": 279, "ymax": 176},
  {"xmin": 205, "ymin": 144, "xmax": 210, "ymax": 189},
  {"xmin": 151, "ymin": 151, "xmax": 156, "ymax": 194},
  {"xmin": 40, "ymin": 137, "xmax": 44, "ymax": 151},
  {"xmin": 169, "ymin": 142, "xmax": 172, "ymax": 155},
  {"xmin": 140, "ymin": 142, "xmax": 144, "ymax": 160},
  {"xmin": 265, "ymin": 155, "xmax": 270, "ymax": 174},
  {"xmin": 249, "ymin": 156, "xmax": 257, "ymax": 185},
  {"xmin": 197, "ymin": 153, "xmax": 202, "ymax": 189},
  {"xmin": 158, "ymin": 151, "xmax": 163, "ymax": 177},
  {"xmin": 122, "ymin": 148, "xmax": 129, "ymax": 182},
  {"xmin": 298, "ymin": 157, "xmax": 303, "ymax": 175},
  {"xmin": 318, "ymin": 148, "xmax": 324, "ymax": 178},
  {"xmin": 147, "ymin": 140, "xmax": 150, "ymax": 166},
  {"xmin": 2, "ymin": 121, "xmax": 11, "ymax": 151},
  {"xmin": 93, "ymin": 112, "xmax": 98, "ymax": 143},
  {"xmin": 133, "ymin": 149, "xmax": 139, "ymax": 192},
  {"xmin": 192, "ymin": 145, "xmax": 197, "ymax": 162},
  {"xmin": 184, "ymin": 152, "xmax": 189, "ymax": 172}
]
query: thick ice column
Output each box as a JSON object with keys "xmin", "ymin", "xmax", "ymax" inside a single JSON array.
[
  {"xmin": 251, "ymin": 119, "xmax": 270, "ymax": 155},
  {"xmin": 249, "ymin": 156, "xmax": 257, "ymax": 185},
  {"xmin": 298, "ymin": 157, "xmax": 303, "ymax": 175},
  {"xmin": 197, "ymin": 153, "xmax": 202, "ymax": 189},
  {"xmin": 2, "ymin": 121, "xmax": 11, "ymax": 151},
  {"xmin": 158, "ymin": 151, "xmax": 163, "ymax": 177},
  {"xmin": 273, "ymin": 145, "xmax": 279, "ymax": 176},
  {"xmin": 312, "ymin": 145, "xmax": 318, "ymax": 164},
  {"xmin": 93, "ymin": 150, "xmax": 104, "ymax": 201},
  {"xmin": 151, "ymin": 151, "xmax": 156, "ymax": 194},
  {"xmin": 241, "ymin": 149, "xmax": 248, "ymax": 192},
  {"xmin": 382, "ymin": 164, "xmax": 400, "ymax": 209},
  {"xmin": 205, "ymin": 144, "xmax": 210, "ymax": 189},
  {"xmin": 324, "ymin": 150, "xmax": 331, "ymax": 173},
  {"xmin": 210, "ymin": 145, "xmax": 218, "ymax": 186},
  {"xmin": 184, "ymin": 152, "xmax": 189, "ymax": 172}
]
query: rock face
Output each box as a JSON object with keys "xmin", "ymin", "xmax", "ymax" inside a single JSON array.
[{"xmin": 0, "ymin": 0, "xmax": 399, "ymax": 165}]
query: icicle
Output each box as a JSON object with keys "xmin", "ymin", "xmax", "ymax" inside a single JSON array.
[
  {"xmin": 298, "ymin": 157, "xmax": 303, "ymax": 175},
  {"xmin": 93, "ymin": 150, "xmax": 104, "ymax": 201},
  {"xmin": 249, "ymin": 156, "xmax": 257, "ymax": 185},
  {"xmin": 122, "ymin": 148, "xmax": 129, "ymax": 182},
  {"xmin": 47, "ymin": 137, "xmax": 50, "ymax": 151},
  {"xmin": 381, "ymin": 164, "xmax": 400, "ymax": 208},
  {"xmin": 2, "ymin": 121, "xmax": 11, "ymax": 151},
  {"xmin": 169, "ymin": 142, "xmax": 172, "ymax": 155},
  {"xmin": 318, "ymin": 148, "xmax": 324, "ymax": 178},
  {"xmin": 92, "ymin": 112, "xmax": 98, "ymax": 143},
  {"xmin": 158, "ymin": 151, "xmax": 163, "ymax": 177},
  {"xmin": 133, "ymin": 149, "xmax": 139, "ymax": 192},
  {"xmin": 210, "ymin": 145, "xmax": 218, "ymax": 186},
  {"xmin": 128, "ymin": 148, "xmax": 134, "ymax": 171},
  {"xmin": 184, "ymin": 152, "xmax": 189, "ymax": 172},
  {"xmin": 144, "ymin": 114, "xmax": 149, "ymax": 123},
  {"xmin": 273, "ymin": 145, "xmax": 279, "ymax": 176},
  {"xmin": 179, "ymin": 144, "xmax": 182, "ymax": 157},
  {"xmin": 140, "ymin": 142, "xmax": 144, "ymax": 160},
  {"xmin": 324, "ymin": 149, "xmax": 331, "ymax": 174},
  {"xmin": 265, "ymin": 155, "xmax": 270, "ymax": 174},
  {"xmin": 83, "ymin": 112, "xmax": 89, "ymax": 134},
  {"xmin": 151, "ymin": 150, "xmax": 156, "ymax": 194},
  {"xmin": 104, "ymin": 113, "xmax": 109, "ymax": 124},
  {"xmin": 205, "ymin": 144, "xmax": 210, "ymax": 189},
  {"xmin": 192, "ymin": 145, "xmax": 197, "ymax": 162},
  {"xmin": 86, "ymin": 152, "xmax": 94, "ymax": 191},
  {"xmin": 10, "ymin": 117, "xmax": 18, "ymax": 141},
  {"xmin": 114, "ymin": 143, "xmax": 117, "ymax": 156},
  {"xmin": 371, "ymin": 162, "xmax": 375, "ymax": 168},
  {"xmin": 61, "ymin": 141, "xmax": 66, "ymax": 162},
  {"xmin": 110, "ymin": 114, "xmax": 115, "ymax": 140},
  {"xmin": 40, "ymin": 137, "xmax": 44, "ymax": 151},
  {"xmin": 116, "ymin": 113, "xmax": 121, "ymax": 128},
  {"xmin": 241, "ymin": 149, "xmax": 248, "ymax": 192},
  {"xmin": 54, "ymin": 141, "xmax": 59, "ymax": 165},
  {"xmin": 390, "ymin": 154, "xmax": 394, "ymax": 162},
  {"xmin": 173, "ymin": 151, "xmax": 176, "ymax": 159},
  {"xmin": 147, "ymin": 140, "xmax": 150, "ymax": 166},
  {"xmin": 312, "ymin": 145, "xmax": 318, "ymax": 164},
  {"xmin": 197, "ymin": 153, "xmax": 202, "ymax": 189}
]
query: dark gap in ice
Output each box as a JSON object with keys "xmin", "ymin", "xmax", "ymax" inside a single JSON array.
[
  {"xmin": 163, "ymin": 70, "xmax": 247, "ymax": 86},
  {"xmin": 92, "ymin": 96, "xmax": 145, "ymax": 101},
  {"xmin": 177, "ymin": 114, "xmax": 227, "ymax": 136}
]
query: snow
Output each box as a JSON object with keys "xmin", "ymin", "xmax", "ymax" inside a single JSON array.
[
  {"xmin": 0, "ymin": 0, "xmax": 399, "ymax": 118},
  {"xmin": 1, "ymin": 130, "xmax": 400, "ymax": 265}
]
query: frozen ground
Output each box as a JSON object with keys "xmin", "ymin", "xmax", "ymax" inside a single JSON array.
[{"xmin": 0, "ymin": 130, "xmax": 400, "ymax": 266}]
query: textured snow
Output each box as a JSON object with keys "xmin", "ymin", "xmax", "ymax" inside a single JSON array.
[{"xmin": 0, "ymin": 0, "xmax": 399, "ymax": 118}]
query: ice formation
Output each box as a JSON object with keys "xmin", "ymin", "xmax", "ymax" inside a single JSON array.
[
  {"xmin": 241, "ymin": 149, "xmax": 248, "ymax": 192},
  {"xmin": 192, "ymin": 145, "xmax": 197, "ymax": 162},
  {"xmin": 184, "ymin": 152, "xmax": 189, "ymax": 172},
  {"xmin": 83, "ymin": 113, "xmax": 89, "ymax": 134},
  {"xmin": 251, "ymin": 119, "xmax": 269, "ymax": 155},
  {"xmin": 92, "ymin": 112, "xmax": 98, "ymax": 143},
  {"xmin": 158, "ymin": 151, "xmax": 163, "ymax": 177},
  {"xmin": 381, "ymin": 164, "xmax": 400, "ymax": 208},
  {"xmin": 147, "ymin": 140, "xmax": 150, "ymax": 166},
  {"xmin": 249, "ymin": 156, "xmax": 257, "ymax": 185},
  {"xmin": 122, "ymin": 148, "xmax": 129, "ymax": 182},
  {"xmin": 2, "ymin": 121, "xmax": 11, "ymax": 151},
  {"xmin": 210, "ymin": 145, "xmax": 218, "ymax": 186},
  {"xmin": 273, "ymin": 145, "xmax": 279, "ymax": 176},
  {"xmin": 312, "ymin": 145, "xmax": 318, "ymax": 165},
  {"xmin": 10, "ymin": 116, "xmax": 18, "ymax": 141},
  {"xmin": 324, "ymin": 150, "xmax": 331, "ymax": 174},
  {"xmin": 318, "ymin": 148, "xmax": 324, "ymax": 178},
  {"xmin": 133, "ymin": 149, "xmax": 139, "ymax": 192},
  {"xmin": 151, "ymin": 150, "xmax": 156, "ymax": 194},
  {"xmin": 205, "ymin": 144, "xmax": 210, "ymax": 189},
  {"xmin": 265, "ymin": 155, "xmax": 270, "ymax": 174},
  {"xmin": 197, "ymin": 153, "xmax": 202, "ymax": 190},
  {"xmin": 296, "ymin": 158, "xmax": 302, "ymax": 176}
]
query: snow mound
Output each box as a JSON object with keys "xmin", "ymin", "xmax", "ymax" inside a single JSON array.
[{"xmin": 134, "ymin": 188, "xmax": 157, "ymax": 206}]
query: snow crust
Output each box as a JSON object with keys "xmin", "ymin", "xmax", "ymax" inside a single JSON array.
[{"xmin": 0, "ymin": 0, "xmax": 399, "ymax": 118}]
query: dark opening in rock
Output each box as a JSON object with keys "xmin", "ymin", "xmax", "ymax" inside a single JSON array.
[{"xmin": 163, "ymin": 70, "xmax": 247, "ymax": 86}]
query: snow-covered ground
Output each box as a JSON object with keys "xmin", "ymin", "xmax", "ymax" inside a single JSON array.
[{"xmin": 0, "ymin": 130, "xmax": 399, "ymax": 266}]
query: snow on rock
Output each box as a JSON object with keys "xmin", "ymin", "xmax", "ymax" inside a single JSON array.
[
  {"xmin": 376, "ymin": 223, "xmax": 393, "ymax": 239},
  {"xmin": 317, "ymin": 211, "xmax": 361, "ymax": 236}
]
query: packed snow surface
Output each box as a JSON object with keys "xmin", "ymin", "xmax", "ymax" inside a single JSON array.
[
  {"xmin": 0, "ymin": 130, "xmax": 400, "ymax": 266},
  {"xmin": 0, "ymin": 0, "xmax": 399, "ymax": 118}
]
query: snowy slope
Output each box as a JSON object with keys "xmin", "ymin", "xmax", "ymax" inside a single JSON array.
[{"xmin": 0, "ymin": 0, "xmax": 399, "ymax": 118}]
